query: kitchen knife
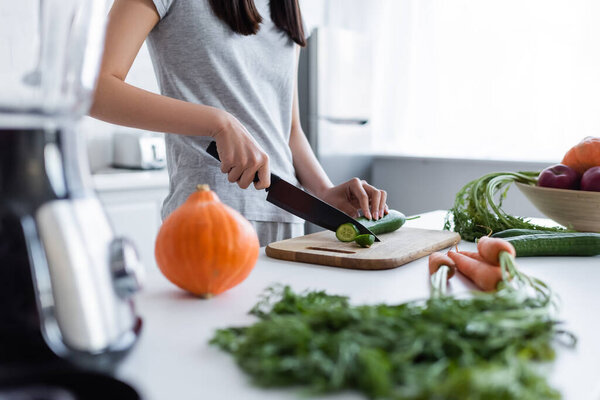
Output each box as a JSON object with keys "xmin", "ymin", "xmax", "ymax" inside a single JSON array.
[{"xmin": 206, "ymin": 141, "xmax": 380, "ymax": 241}]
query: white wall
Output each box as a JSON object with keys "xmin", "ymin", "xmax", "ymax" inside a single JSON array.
[
  {"xmin": 317, "ymin": 0, "xmax": 600, "ymax": 163},
  {"xmin": 372, "ymin": 156, "xmax": 548, "ymax": 219}
]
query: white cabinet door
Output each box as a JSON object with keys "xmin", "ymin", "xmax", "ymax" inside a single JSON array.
[
  {"xmin": 103, "ymin": 200, "xmax": 161, "ymax": 274},
  {"xmin": 93, "ymin": 170, "xmax": 169, "ymax": 275}
]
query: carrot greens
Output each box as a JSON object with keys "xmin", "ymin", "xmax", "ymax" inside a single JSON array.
[
  {"xmin": 443, "ymin": 171, "xmax": 566, "ymax": 242},
  {"xmin": 211, "ymin": 282, "xmax": 574, "ymax": 399}
]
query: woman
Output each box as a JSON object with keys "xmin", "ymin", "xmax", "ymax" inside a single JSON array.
[{"xmin": 91, "ymin": 0, "xmax": 388, "ymax": 246}]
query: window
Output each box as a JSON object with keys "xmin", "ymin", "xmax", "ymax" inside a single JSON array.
[{"xmin": 320, "ymin": 0, "xmax": 600, "ymax": 161}]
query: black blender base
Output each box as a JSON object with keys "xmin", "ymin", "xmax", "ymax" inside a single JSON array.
[
  {"xmin": 0, "ymin": 212, "xmax": 58, "ymax": 364},
  {"xmin": 0, "ymin": 366, "xmax": 141, "ymax": 400}
]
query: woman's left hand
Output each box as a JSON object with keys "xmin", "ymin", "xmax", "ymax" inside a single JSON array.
[{"xmin": 318, "ymin": 178, "xmax": 388, "ymax": 220}]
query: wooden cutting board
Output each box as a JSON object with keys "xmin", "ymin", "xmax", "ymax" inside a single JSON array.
[{"xmin": 265, "ymin": 227, "xmax": 461, "ymax": 270}]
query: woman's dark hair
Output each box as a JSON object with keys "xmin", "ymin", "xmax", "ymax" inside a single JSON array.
[{"xmin": 207, "ymin": 0, "xmax": 306, "ymax": 47}]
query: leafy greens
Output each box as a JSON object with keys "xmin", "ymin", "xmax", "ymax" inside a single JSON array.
[
  {"xmin": 443, "ymin": 171, "xmax": 566, "ymax": 241},
  {"xmin": 211, "ymin": 284, "xmax": 574, "ymax": 399}
]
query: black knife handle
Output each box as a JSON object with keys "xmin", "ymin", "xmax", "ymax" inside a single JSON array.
[
  {"xmin": 206, "ymin": 141, "xmax": 220, "ymax": 161},
  {"xmin": 206, "ymin": 141, "xmax": 260, "ymax": 184}
]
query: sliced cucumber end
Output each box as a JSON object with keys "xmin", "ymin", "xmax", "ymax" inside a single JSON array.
[{"xmin": 355, "ymin": 234, "xmax": 375, "ymax": 248}]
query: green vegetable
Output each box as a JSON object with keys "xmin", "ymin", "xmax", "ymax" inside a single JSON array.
[
  {"xmin": 336, "ymin": 210, "xmax": 406, "ymax": 243},
  {"xmin": 355, "ymin": 209, "xmax": 406, "ymax": 236},
  {"xmin": 211, "ymin": 281, "xmax": 574, "ymax": 399},
  {"xmin": 335, "ymin": 223, "xmax": 359, "ymax": 242},
  {"xmin": 444, "ymin": 171, "xmax": 567, "ymax": 242},
  {"xmin": 491, "ymin": 228, "xmax": 562, "ymax": 238},
  {"xmin": 212, "ymin": 230, "xmax": 575, "ymax": 399},
  {"xmin": 355, "ymin": 234, "xmax": 375, "ymax": 248},
  {"xmin": 506, "ymin": 232, "xmax": 600, "ymax": 257}
]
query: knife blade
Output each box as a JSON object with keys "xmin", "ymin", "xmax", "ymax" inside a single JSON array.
[{"xmin": 205, "ymin": 141, "xmax": 380, "ymax": 241}]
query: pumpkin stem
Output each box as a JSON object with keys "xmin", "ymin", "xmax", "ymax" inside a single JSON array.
[
  {"xmin": 196, "ymin": 184, "xmax": 211, "ymax": 192},
  {"xmin": 199, "ymin": 293, "xmax": 214, "ymax": 299}
]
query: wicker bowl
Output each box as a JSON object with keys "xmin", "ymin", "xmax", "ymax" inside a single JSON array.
[{"xmin": 515, "ymin": 182, "xmax": 600, "ymax": 232}]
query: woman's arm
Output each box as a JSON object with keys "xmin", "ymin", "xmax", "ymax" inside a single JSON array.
[
  {"xmin": 90, "ymin": 0, "xmax": 270, "ymax": 189},
  {"xmin": 91, "ymin": 0, "xmax": 219, "ymax": 137},
  {"xmin": 288, "ymin": 48, "xmax": 388, "ymax": 220}
]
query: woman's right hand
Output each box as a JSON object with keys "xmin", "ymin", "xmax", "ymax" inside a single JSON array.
[{"xmin": 211, "ymin": 111, "xmax": 271, "ymax": 190}]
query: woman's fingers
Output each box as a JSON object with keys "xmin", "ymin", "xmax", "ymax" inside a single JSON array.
[
  {"xmin": 314, "ymin": 178, "xmax": 390, "ymax": 221},
  {"xmin": 361, "ymin": 182, "xmax": 389, "ymax": 220},
  {"xmin": 237, "ymin": 168, "xmax": 256, "ymax": 189},
  {"xmin": 228, "ymin": 154, "xmax": 270, "ymax": 189},
  {"xmin": 349, "ymin": 178, "xmax": 372, "ymax": 220},
  {"xmin": 238, "ymin": 153, "xmax": 269, "ymax": 189},
  {"xmin": 357, "ymin": 181, "xmax": 389, "ymax": 220},
  {"xmin": 227, "ymin": 165, "xmax": 244, "ymax": 183},
  {"xmin": 338, "ymin": 178, "xmax": 390, "ymax": 220},
  {"xmin": 363, "ymin": 182, "xmax": 381, "ymax": 219},
  {"xmin": 379, "ymin": 189, "xmax": 388, "ymax": 219},
  {"xmin": 254, "ymin": 160, "xmax": 271, "ymax": 190}
]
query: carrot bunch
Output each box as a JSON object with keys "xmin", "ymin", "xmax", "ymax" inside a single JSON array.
[{"xmin": 429, "ymin": 236, "xmax": 545, "ymax": 295}]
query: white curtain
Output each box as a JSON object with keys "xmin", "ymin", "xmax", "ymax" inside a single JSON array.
[{"xmin": 321, "ymin": 0, "xmax": 600, "ymax": 162}]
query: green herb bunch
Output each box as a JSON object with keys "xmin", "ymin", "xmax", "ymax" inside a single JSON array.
[
  {"xmin": 211, "ymin": 284, "xmax": 574, "ymax": 399},
  {"xmin": 443, "ymin": 171, "xmax": 566, "ymax": 241}
]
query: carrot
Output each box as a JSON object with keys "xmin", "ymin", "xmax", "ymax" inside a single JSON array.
[
  {"xmin": 477, "ymin": 236, "xmax": 516, "ymax": 266},
  {"xmin": 456, "ymin": 250, "xmax": 485, "ymax": 262},
  {"xmin": 428, "ymin": 252, "xmax": 456, "ymax": 279},
  {"xmin": 447, "ymin": 251, "xmax": 503, "ymax": 292}
]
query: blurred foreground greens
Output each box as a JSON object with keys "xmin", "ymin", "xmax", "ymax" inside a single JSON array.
[{"xmin": 211, "ymin": 285, "xmax": 575, "ymax": 399}]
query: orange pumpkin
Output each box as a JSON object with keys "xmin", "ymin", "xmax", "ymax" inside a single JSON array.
[
  {"xmin": 561, "ymin": 136, "xmax": 600, "ymax": 174},
  {"xmin": 155, "ymin": 184, "xmax": 259, "ymax": 298}
]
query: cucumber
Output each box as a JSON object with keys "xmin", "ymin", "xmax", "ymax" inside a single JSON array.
[
  {"xmin": 491, "ymin": 228, "xmax": 564, "ymax": 238},
  {"xmin": 336, "ymin": 223, "xmax": 359, "ymax": 242},
  {"xmin": 355, "ymin": 210, "xmax": 406, "ymax": 236},
  {"xmin": 355, "ymin": 234, "xmax": 375, "ymax": 248},
  {"xmin": 335, "ymin": 210, "xmax": 406, "ymax": 242},
  {"xmin": 505, "ymin": 233, "xmax": 600, "ymax": 257}
]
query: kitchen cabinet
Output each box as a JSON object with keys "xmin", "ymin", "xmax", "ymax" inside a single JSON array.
[
  {"xmin": 116, "ymin": 211, "xmax": 600, "ymax": 400},
  {"xmin": 93, "ymin": 169, "xmax": 169, "ymax": 271}
]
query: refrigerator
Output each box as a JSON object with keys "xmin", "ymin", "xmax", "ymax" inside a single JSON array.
[{"xmin": 299, "ymin": 27, "xmax": 374, "ymax": 157}]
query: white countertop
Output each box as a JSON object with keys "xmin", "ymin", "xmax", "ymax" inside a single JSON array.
[
  {"xmin": 117, "ymin": 211, "xmax": 600, "ymax": 400},
  {"xmin": 92, "ymin": 168, "xmax": 169, "ymax": 192}
]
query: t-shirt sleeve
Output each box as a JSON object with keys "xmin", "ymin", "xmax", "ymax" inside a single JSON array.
[{"xmin": 151, "ymin": 0, "xmax": 175, "ymax": 19}]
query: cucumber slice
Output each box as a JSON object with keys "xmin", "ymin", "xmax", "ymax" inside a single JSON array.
[
  {"xmin": 336, "ymin": 223, "xmax": 359, "ymax": 242},
  {"xmin": 355, "ymin": 234, "xmax": 375, "ymax": 248}
]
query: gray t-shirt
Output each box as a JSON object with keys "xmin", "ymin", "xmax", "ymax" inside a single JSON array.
[{"xmin": 148, "ymin": 0, "xmax": 303, "ymax": 223}]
